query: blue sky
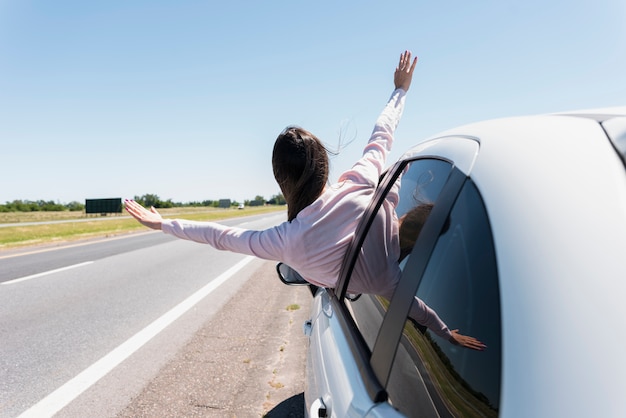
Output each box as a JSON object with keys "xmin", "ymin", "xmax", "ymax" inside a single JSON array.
[{"xmin": 1, "ymin": 0, "xmax": 625, "ymax": 204}]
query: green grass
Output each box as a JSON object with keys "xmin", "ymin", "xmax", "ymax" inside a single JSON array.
[
  {"xmin": 0, "ymin": 210, "xmax": 92, "ymax": 224},
  {"xmin": 0, "ymin": 206, "xmax": 285, "ymax": 250}
]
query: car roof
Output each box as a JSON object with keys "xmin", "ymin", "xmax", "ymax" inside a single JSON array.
[
  {"xmin": 556, "ymin": 107, "xmax": 626, "ymax": 164},
  {"xmin": 398, "ymin": 108, "xmax": 626, "ymax": 416}
]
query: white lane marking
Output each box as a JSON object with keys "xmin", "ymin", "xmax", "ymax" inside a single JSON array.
[
  {"xmin": 17, "ymin": 255, "xmax": 255, "ymax": 418},
  {"xmin": 2, "ymin": 262, "xmax": 95, "ymax": 285}
]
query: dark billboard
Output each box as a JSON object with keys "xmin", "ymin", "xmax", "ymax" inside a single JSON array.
[{"xmin": 85, "ymin": 198, "xmax": 123, "ymax": 214}]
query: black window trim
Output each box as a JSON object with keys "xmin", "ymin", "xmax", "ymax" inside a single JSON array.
[{"xmin": 334, "ymin": 159, "xmax": 407, "ymax": 300}]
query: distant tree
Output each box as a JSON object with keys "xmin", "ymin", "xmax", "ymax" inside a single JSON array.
[
  {"xmin": 134, "ymin": 194, "xmax": 161, "ymax": 208},
  {"xmin": 66, "ymin": 201, "xmax": 84, "ymax": 211},
  {"xmin": 39, "ymin": 200, "xmax": 65, "ymax": 211},
  {"xmin": 267, "ymin": 193, "xmax": 286, "ymax": 205},
  {"xmin": 246, "ymin": 195, "xmax": 265, "ymax": 207},
  {"xmin": 11, "ymin": 200, "xmax": 37, "ymax": 211},
  {"xmin": 0, "ymin": 200, "xmax": 79, "ymax": 212}
]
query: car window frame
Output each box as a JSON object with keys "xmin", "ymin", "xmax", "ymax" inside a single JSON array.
[{"xmin": 329, "ymin": 156, "xmax": 467, "ymax": 403}]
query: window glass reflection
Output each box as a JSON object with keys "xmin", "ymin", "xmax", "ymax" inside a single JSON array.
[{"xmin": 387, "ymin": 181, "xmax": 501, "ymax": 417}]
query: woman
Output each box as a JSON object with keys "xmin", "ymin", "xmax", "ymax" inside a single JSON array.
[{"xmin": 125, "ymin": 51, "xmax": 484, "ymax": 350}]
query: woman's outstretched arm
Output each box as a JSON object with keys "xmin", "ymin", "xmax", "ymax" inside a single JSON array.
[{"xmin": 339, "ymin": 50, "xmax": 418, "ymax": 187}]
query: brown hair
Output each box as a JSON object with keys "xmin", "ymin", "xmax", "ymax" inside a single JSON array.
[{"xmin": 272, "ymin": 126, "xmax": 329, "ymax": 221}]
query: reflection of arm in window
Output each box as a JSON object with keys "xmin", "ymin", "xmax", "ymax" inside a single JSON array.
[
  {"xmin": 449, "ymin": 329, "xmax": 487, "ymax": 350},
  {"xmin": 399, "ymin": 203, "xmax": 485, "ymax": 351},
  {"xmin": 408, "ymin": 296, "xmax": 450, "ymax": 339},
  {"xmin": 409, "ymin": 296, "xmax": 486, "ymax": 351}
]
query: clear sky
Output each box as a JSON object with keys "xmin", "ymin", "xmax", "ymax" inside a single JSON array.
[{"xmin": 1, "ymin": 0, "xmax": 625, "ymax": 204}]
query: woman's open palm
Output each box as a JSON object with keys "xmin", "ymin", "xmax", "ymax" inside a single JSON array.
[
  {"xmin": 394, "ymin": 50, "xmax": 418, "ymax": 92},
  {"xmin": 124, "ymin": 199, "xmax": 163, "ymax": 230}
]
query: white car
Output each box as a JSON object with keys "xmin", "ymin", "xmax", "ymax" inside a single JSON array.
[{"xmin": 279, "ymin": 107, "xmax": 626, "ymax": 417}]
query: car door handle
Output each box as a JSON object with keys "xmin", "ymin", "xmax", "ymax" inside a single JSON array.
[
  {"xmin": 303, "ymin": 319, "xmax": 312, "ymax": 337},
  {"xmin": 310, "ymin": 397, "xmax": 329, "ymax": 417}
]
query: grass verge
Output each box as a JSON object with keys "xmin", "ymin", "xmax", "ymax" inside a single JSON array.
[{"xmin": 0, "ymin": 206, "xmax": 285, "ymax": 250}]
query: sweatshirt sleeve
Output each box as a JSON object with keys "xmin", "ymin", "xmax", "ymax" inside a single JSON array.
[
  {"xmin": 161, "ymin": 218, "xmax": 289, "ymax": 261},
  {"xmin": 339, "ymin": 88, "xmax": 407, "ymax": 186}
]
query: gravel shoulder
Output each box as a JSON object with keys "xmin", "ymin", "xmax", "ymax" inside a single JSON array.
[{"xmin": 116, "ymin": 261, "xmax": 310, "ymax": 418}]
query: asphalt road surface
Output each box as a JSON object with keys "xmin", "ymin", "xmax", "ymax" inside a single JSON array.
[{"xmin": 0, "ymin": 212, "xmax": 310, "ymax": 417}]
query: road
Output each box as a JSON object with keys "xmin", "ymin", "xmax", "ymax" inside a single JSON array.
[{"xmin": 0, "ymin": 212, "xmax": 309, "ymax": 417}]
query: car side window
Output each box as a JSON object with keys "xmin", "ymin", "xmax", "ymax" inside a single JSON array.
[
  {"xmin": 347, "ymin": 158, "xmax": 453, "ymax": 351},
  {"xmin": 386, "ymin": 180, "xmax": 501, "ymax": 417}
]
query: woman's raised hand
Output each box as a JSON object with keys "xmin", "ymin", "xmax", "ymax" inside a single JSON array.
[
  {"xmin": 394, "ymin": 50, "xmax": 418, "ymax": 92},
  {"xmin": 124, "ymin": 199, "xmax": 163, "ymax": 230}
]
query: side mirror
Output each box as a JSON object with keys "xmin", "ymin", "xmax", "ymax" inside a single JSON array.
[{"xmin": 276, "ymin": 262, "xmax": 309, "ymax": 286}]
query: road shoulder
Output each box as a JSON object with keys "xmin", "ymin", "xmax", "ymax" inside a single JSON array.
[{"xmin": 116, "ymin": 261, "xmax": 310, "ymax": 417}]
